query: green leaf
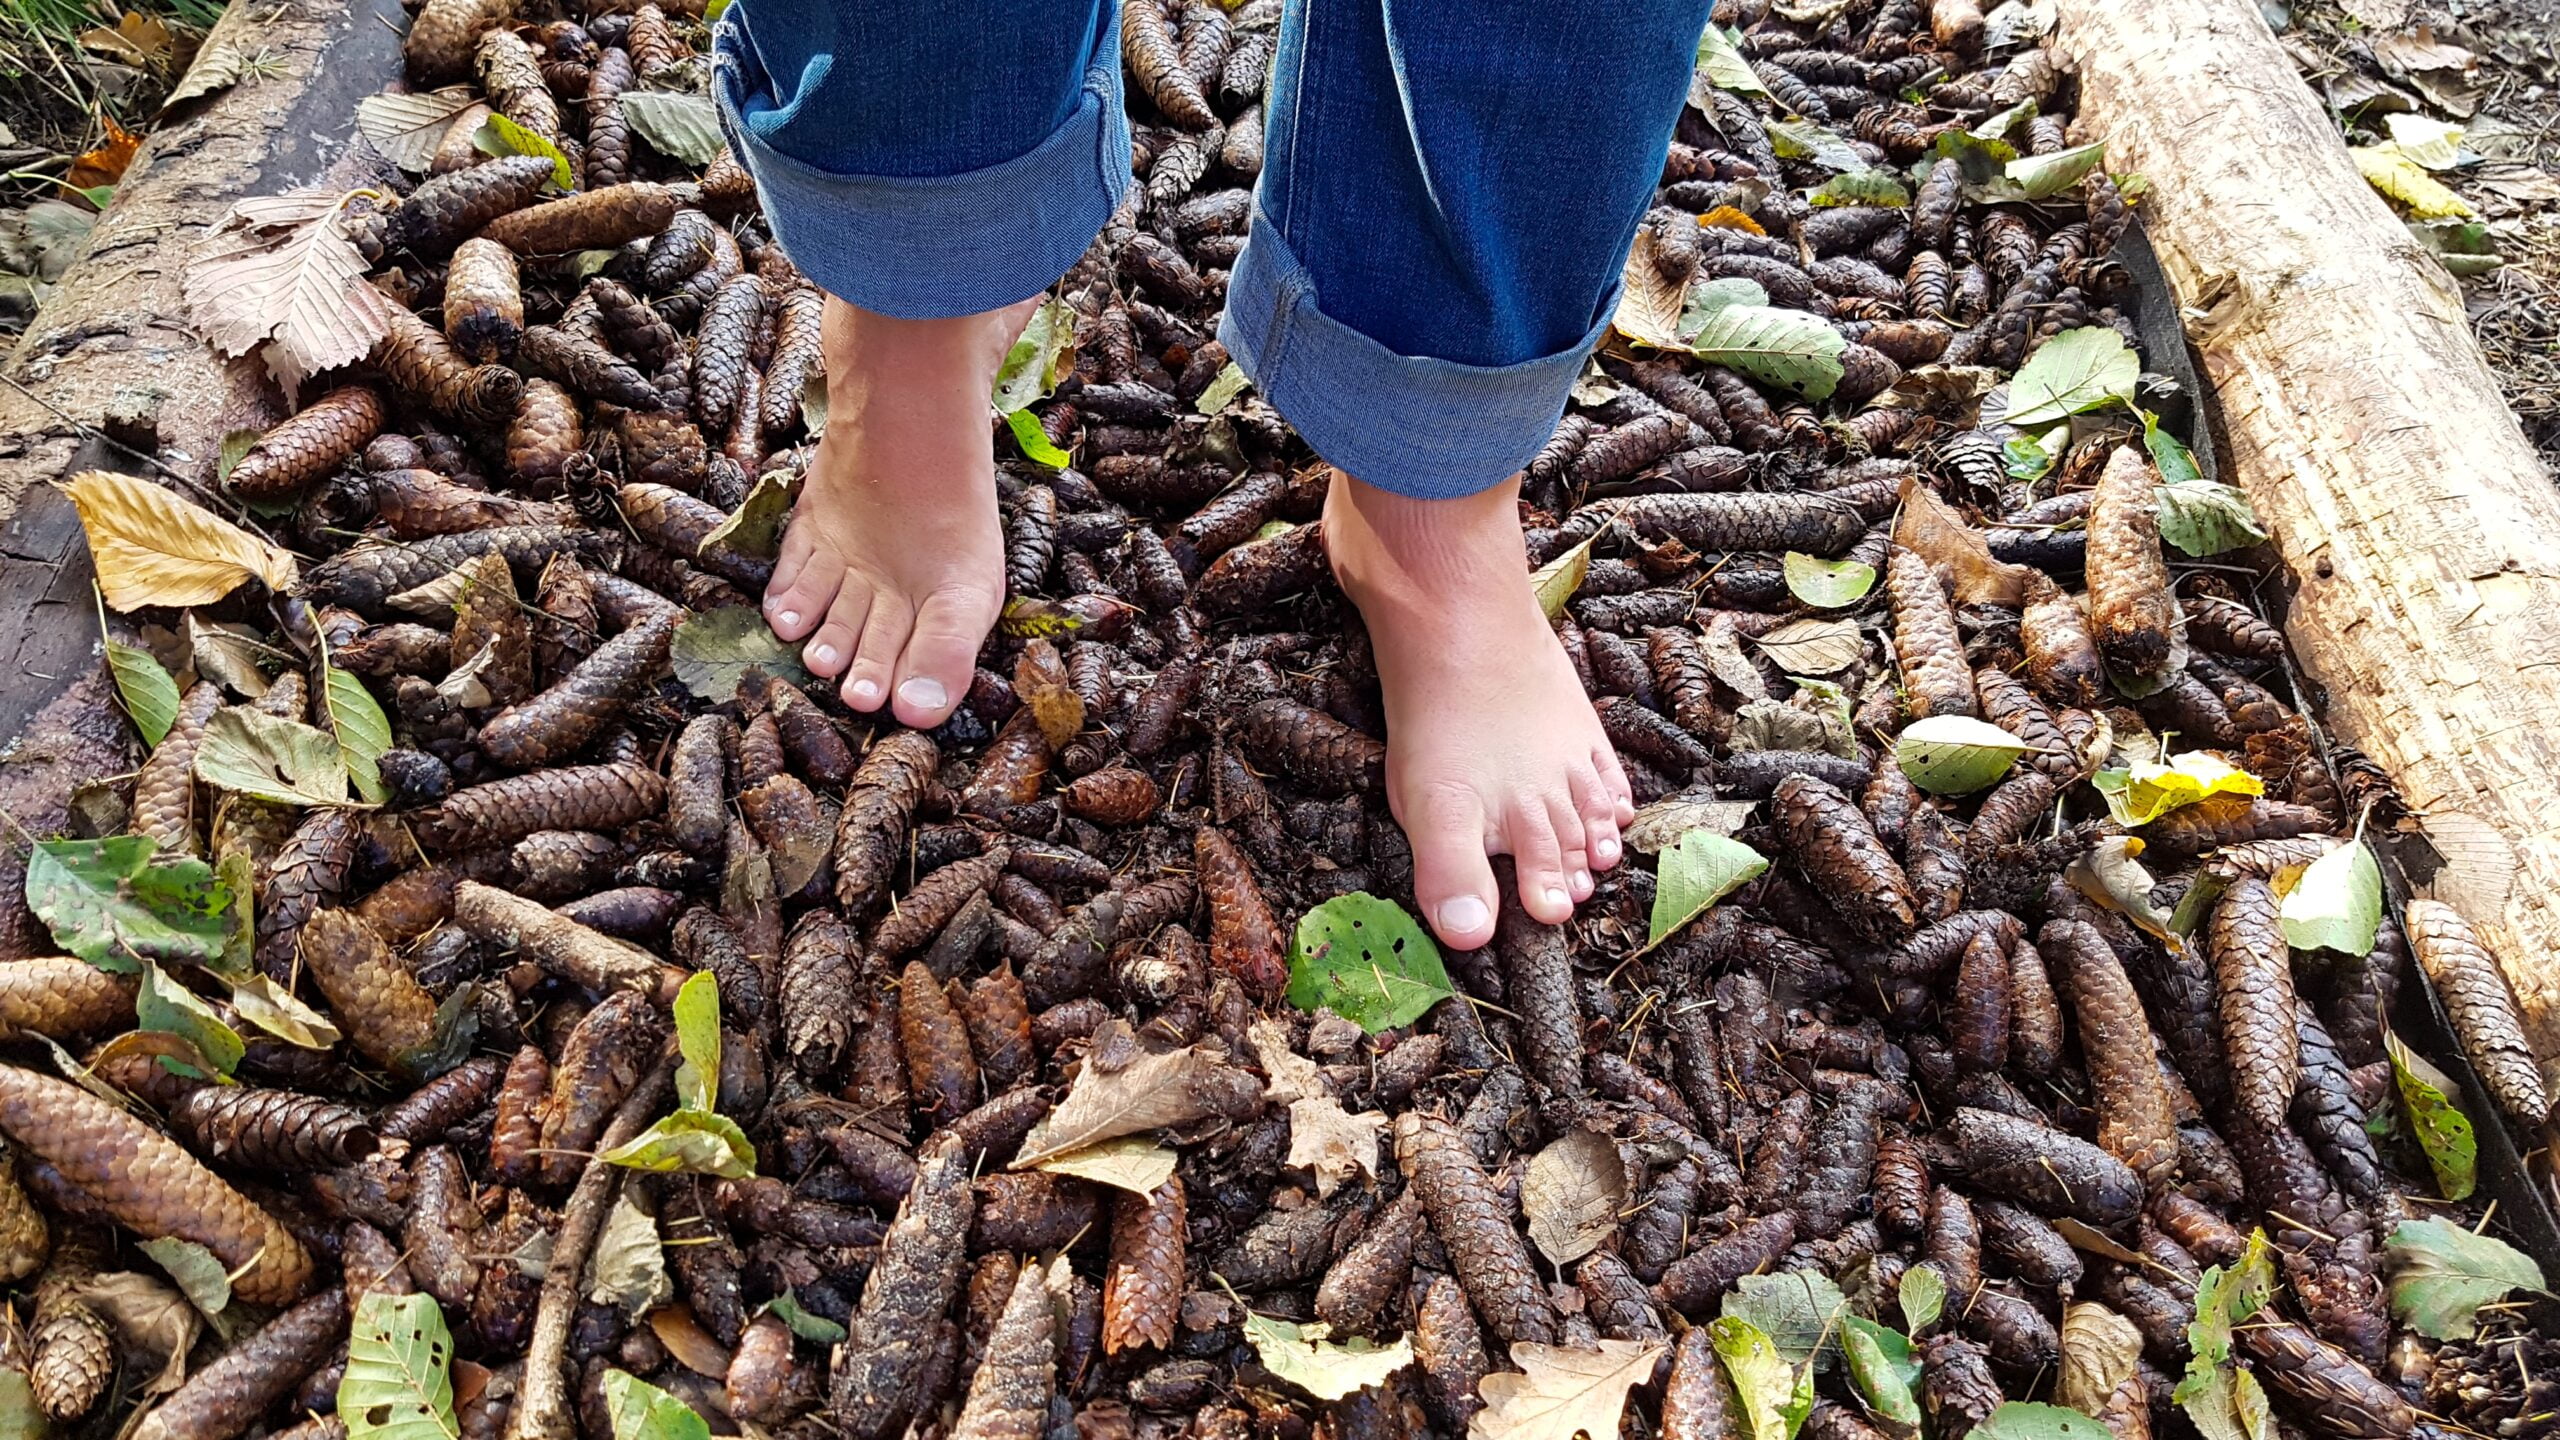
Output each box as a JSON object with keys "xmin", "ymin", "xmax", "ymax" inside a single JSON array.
[
  {"xmin": 194, "ymin": 706, "xmax": 357, "ymax": 807},
  {"xmin": 1240, "ymin": 1311, "xmax": 1415, "ymax": 1401},
  {"xmin": 1781, "ymin": 552, "xmax": 1876, "ymax": 608},
  {"xmin": 1194, "ymin": 361, "xmax": 1252, "ymax": 415},
  {"xmin": 339, "ymin": 1293, "xmax": 459, "ymax": 1440},
  {"xmin": 1898, "ymin": 1264, "xmax": 1945, "ymax": 1334},
  {"xmin": 699, "ymin": 468, "xmax": 801, "ymax": 564},
  {"xmin": 671, "ymin": 969, "xmax": 721, "ymax": 1114},
  {"xmin": 472, "ymin": 112, "xmax": 570, "ymax": 190},
  {"xmin": 2386, "ymin": 1032, "xmax": 2478, "ymax": 1201},
  {"xmin": 1971, "ymin": 99, "xmax": 2038, "ymax": 142},
  {"xmin": 26, "ymin": 836, "xmax": 228, "ymax": 973},
  {"xmin": 1840, "ymin": 1316, "xmax": 1920, "ymax": 1429},
  {"xmin": 2386, "ymin": 1217, "xmax": 2547, "ymax": 1340},
  {"xmin": 1689, "ymin": 303, "xmax": 1846, "ymax": 400},
  {"xmin": 599, "ymin": 1369, "xmax": 707, "ymax": 1440},
  {"xmin": 1723, "ymin": 1270, "xmax": 1847, "ymax": 1369},
  {"xmin": 1806, "ymin": 170, "xmax": 1910, "ymax": 207},
  {"xmin": 1929, "ymin": 129, "xmax": 2019, "ymax": 192},
  {"xmin": 136, "ymin": 963, "xmax": 245, "ymax": 1077},
  {"xmin": 107, "ymin": 638, "xmax": 182, "ymax": 747},
  {"xmin": 763, "ymin": 1291, "xmax": 845, "ymax": 1343},
  {"xmin": 322, "ymin": 664, "xmax": 393, "ymax": 806},
  {"xmin": 601, "ymin": 1108, "xmax": 758, "ymax": 1178},
  {"xmin": 2233, "ymin": 1368, "xmax": 2272, "ymax": 1440},
  {"xmin": 217, "ymin": 428, "xmax": 260, "ymax": 486},
  {"xmin": 1646, "ymin": 830, "xmax": 1769, "ymax": 949},
  {"xmin": 1006, "ymin": 408, "xmax": 1071, "ymax": 468},
  {"xmin": 1531, "ymin": 533, "xmax": 1599, "ymax": 621},
  {"xmin": 2174, "ymin": 1231, "xmax": 2276, "ymax": 1440},
  {"xmin": 1681, "ymin": 276, "xmax": 1769, "ymax": 339},
  {"xmin": 2005, "ymin": 427, "xmax": 2065, "ymax": 483},
  {"xmin": 1895, "ymin": 715, "xmax": 2028, "ymax": 794},
  {"xmin": 2003, "ymin": 327, "xmax": 2139, "ymax": 427},
  {"xmin": 1695, "ymin": 24, "xmax": 1768, "ymax": 95},
  {"xmin": 2156, "ymin": 480, "xmax": 2269, "ymax": 557},
  {"xmin": 993, "ymin": 297, "xmax": 1077, "ymax": 415},
  {"xmin": 0, "ymin": 1369, "xmax": 41, "ymax": 1440},
  {"xmin": 137, "ymin": 1236, "xmax": 232, "ymax": 1317},
  {"xmin": 616, "ymin": 92, "xmax": 726, "ymax": 168},
  {"xmin": 213, "ymin": 849, "xmax": 255, "ymax": 978},
  {"xmin": 1286, "ymin": 892, "xmax": 1454, "ymax": 1033},
  {"xmin": 1711, "ymin": 1317, "xmax": 1815, "ymax": 1440},
  {"xmin": 1973, "ymin": 1403, "xmax": 2117, "ymax": 1440},
  {"xmin": 2279, "ymin": 842, "xmax": 2382, "ymax": 955},
  {"xmin": 2007, "ymin": 141, "xmax": 2107, "ymax": 200},
  {"xmin": 2141, "ymin": 410, "xmax": 2205, "ymax": 484},
  {"xmin": 669, "ymin": 607, "xmax": 812, "ymax": 699},
  {"xmin": 1766, "ymin": 119, "xmax": 1865, "ymax": 172}
]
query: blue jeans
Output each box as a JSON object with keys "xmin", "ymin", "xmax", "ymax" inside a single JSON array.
[{"xmin": 713, "ymin": 0, "xmax": 1713, "ymax": 498}]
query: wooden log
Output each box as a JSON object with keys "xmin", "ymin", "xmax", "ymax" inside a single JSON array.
[{"xmin": 2059, "ymin": 0, "xmax": 2560, "ymax": 1089}]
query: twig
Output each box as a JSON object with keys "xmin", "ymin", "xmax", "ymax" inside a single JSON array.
[{"xmin": 511, "ymin": 1051, "xmax": 674, "ymax": 1440}]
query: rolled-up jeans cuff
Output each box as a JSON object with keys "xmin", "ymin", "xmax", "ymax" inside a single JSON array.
[
  {"xmin": 711, "ymin": 13, "xmax": 1130, "ymax": 320},
  {"xmin": 1215, "ymin": 209, "xmax": 1612, "ymax": 500}
]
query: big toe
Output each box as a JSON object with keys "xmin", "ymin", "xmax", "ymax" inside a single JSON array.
[
  {"xmin": 891, "ymin": 585, "xmax": 999, "ymax": 729},
  {"xmin": 1404, "ymin": 782, "xmax": 1499, "ymax": 951}
]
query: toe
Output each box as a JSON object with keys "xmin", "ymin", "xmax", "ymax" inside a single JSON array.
[
  {"xmin": 843, "ymin": 592, "xmax": 915, "ymax": 714},
  {"xmin": 1405, "ymin": 782, "xmax": 1500, "ymax": 951},
  {"xmin": 1547, "ymin": 797, "xmax": 1593, "ymax": 901},
  {"xmin": 764, "ymin": 519, "xmax": 836, "ymax": 642},
  {"xmin": 1594, "ymin": 744, "xmax": 1637, "ymax": 825},
  {"xmin": 892, "ymin": 585, "xmax": 996, "ymax": 729},
  {"xmin": 1571, "ymin": 767, "xmax": 1625, "ymax": 871},
  {"xmin": 801, "ymin": 579, "xmax": 871, "ymax": 681},
  {"xmin": 1506, "ymin": 795, "xmax": 1575, "ymax": 925}
]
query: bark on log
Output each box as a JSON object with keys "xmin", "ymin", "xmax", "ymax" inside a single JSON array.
[{"xmin": 2059, "ymin": 0, "xmax": 2560, "ymax": 1091}]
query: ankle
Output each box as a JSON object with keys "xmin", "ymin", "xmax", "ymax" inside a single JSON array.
[
  {"xmin": 1325, "ymin": 469, "xmax": 1530, "ymax": 614},
  {"xmin": 820, "ymin": 295, "xmax": 1030, "ymax": 390}
]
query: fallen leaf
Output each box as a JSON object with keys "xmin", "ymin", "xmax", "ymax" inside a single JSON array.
[
  {"xmin": 619, "ymin": 91, "xmax": 727, "ymax": 168},
  {"xmin": 669, "ymin": 607, "xmax": 813, "ymax": 698},
  {"xmin": 79, "ymin": 13, "xmax": 172, "ymax": 68},
  {"xmin": 1973, "ymin": 1402, "xmax": 2116, "ymax": 1440},
  {"xmin": 164, "ymin": 44, "xmax": 266, "ymax": 108},
  {"xmin": 1195, "ymin": 361, "xmax": 1252, "ymax": 414},
  {"xmin": 1699, "ymin": 613, "xmax": 1772, "ymax": 697},
  {"xmin": 2279, "ymin": 840, "xmax": 2382, "ymax": 956},
  {"xmin": 1611, "ymin": 229, "xmax": 1690, "ymax": 351},
  {"xmin": 106, "ymin": 636, "xmax": 182, "ymax": 747},
  {"xmin": 227, "ymin": 972, "xmax": 343, "ymax": 1049},
  {"xmin": 2384, "ymin": 113, "xmax": 2465, "ymax": 168},
  {"xmin": 590, "ymin": 1191, "xmax": 673, "ymax": 1317},
  {"xmin": 1531, "ymin": 533, "xmax": 1600, "ymax": 622},
  {"xmin": 2352, "ymin": 144, "xmax": 2475, "ymax": 218},
  {"xmin": 1896, "ymin": 715, "xmax": 2029, "ymax": 795},
  {"xmin": 2385, "ymin": 1032, "xmax": 2478, "ymax": 1201},
  {"xmin": 600, "ymin": 1368, "xmax": 707, "ymax": 1440},
  {"xmin": 2000, "ymin": 326, "xmax": 2138, "ymax": 428},
  {"xmin": 1646, "ymin": 829, "xmax": 1769, "ymax": 949},
  {"xmin": 1284, "ymin": 1094, "xmax": 1386, "ymax": 1198},
  {"xmin": 1722, "ymin": 1269, "xmax": 1847, "ymax": 1368},
  {"xmin": 2386, "ymin": 1217, "xmax": 2547, "ymax": 1340},
  {"xmin": 136, "ymin": 1236, "xmax": 231, "ymax": 1318},
  {"xmin": 1029, "ymin": 1135, "xmax": 1180, "ymax": 1197},
  {"xmin": 24, "ymin": 835, "xmax": 227, "ymax": 973},
  {"xmin": 1753, "ymin": 617, "xmax": 1863, "ymax": 675},
  {"xmin": 71, "ymin": 1271, "xmax": 199, "ymax": 1396},
  {"xmin": 189, "ymin": 613, "xmax": 273, "ymax": 696},
  {"xmin": 2056, "ymin": 1303, "xmax": 2143, "ymax": 1416},
  {"xmin": 1471, "ymin": 1340, "xmax": 1664, "ymax": 1440},
  {"xmin": 1014, "ymin": 638, "xmax": 1085, "ymax": 751},
  {"xmin": 185, "ymin": 191, "xmax": 392, "ymax": 385},
  {"xmin": 1285, "ymin": 892, "xmax": 1453, "ymax": 1033},
  {"xmin": 1710, "ymin": 1319, "xmax": 1813, "ymax": 1440},
  {"xmin": 2091, "ymin": 751, "xmax": 2264, "ymax": 825},
  {"xmin": 1244, "ymin": 1311, "xmax": 1414, "ymax": 1401},
  {"xmin": 2369, "ymin": 28, "xmax": 2475, "ymax": 79},
  {"xmin": 1781, "ymin": 552, "xmax": 1876, "ymax": 608},
  {"xmin": 63, "ymin": 471, "xmax": 299, "ymax": 609},
  {"xmin": 1522, "ymin": 1130, "xmax": 1628, "ymax": 1265},
  {"xmin": 698, "ymin": 466, "xmax": 800, "ymax": 564},
  {"xmin": 1014, "ymin": 1023, "xmax": 1237, "ymax": 1166},
  {"xmin": 64, "ymin": 116, "xmax": 141, "ymax": 201},
  {"xmin": 194, "ymin": 706, "xmax": 357, "ymax": 808},
  {"xmin": 1899, "ymin": 1265, "xmax": 1945, "ymax": 1333},
  {"xmin": 2065, "ymin": 836, "xmax": 2177, "ymax": 942},
  {"xmin": 1624, "ymin": 792, "xmax": 1759, "ymax": 853},
  {"xmin": 339, "ymin": 1292, "xmax": 458, "ymax": 1440},
  {"xmin": 600, "ymin": 1109, "xmax": 758, "ymax": 1178}
]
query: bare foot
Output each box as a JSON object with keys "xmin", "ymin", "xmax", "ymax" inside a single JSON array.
[
  {"xmin": 762, "ymin": 294, "xmax": 1034, "ymax": 728},
  {"xmin": 1324, "ymin": 469, "xmax": 1636, "ymax": 950}
]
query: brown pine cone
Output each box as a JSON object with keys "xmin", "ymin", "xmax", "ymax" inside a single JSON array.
[{"xmin": 169, "ymin": 1086, "xmax": 381, "ymax": 1170}]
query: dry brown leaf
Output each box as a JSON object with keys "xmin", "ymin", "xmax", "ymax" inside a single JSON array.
[
  {"xmin": 1013, "ymin": 1022, "xmax": 1236, "ymax": 1167},
  {"xmin": 1894, "ymin": 476, "xmax": 2033, "ymax": 606},
  {"xmin": 1249, "ymin": 1018, "xmax": 1326, "ymax": 1104},
  {"xmin": 70, "ymin": 1270, "xmax": 200, "ymax": 1397},
  {"xmin": 1286, "ymin": 1096, "xmax": 1385, "ymax": 1198},
  {"xmin": 185, "ymin": 190, "xmax": 391, "ymax": 389},
  {"xmin": 648, "ymin": 1304, "xmax": 733, "ymax": 1378},
  {"xmin": 79, "ymin": 13, "xmax": 173, "ymax": 68},
  {"xmin": 356, "ymin": 89, "xmax": 479, "ymax": 172},
  {"xmin": 64, "ymin": 471, "xmax": 299, "ymax": 610},
  {"xmin": 1753, "ymin": 617, "xmax": 1864, "ymax": 675},
  {"xmin": 1611, "ymin": 228, "xmax": 1687, "ymax": 350},
  {"xmin": 188, "ymin": 613, "xmax": 272, "ymax": 698},
  {"xmin": 1521, "ymin": 1130, "xmax": 1627, "ymax": 1266},
  {"xmin": 64, "ymin": 116, "xmax": 142, "ymax": 200},
  {"xmin": 1471, "ymin": 1340, "xmax": 1664, "ymax": 1440},
  {"xmin": 2370, "ymin": 28, "xmax": 2475, "ymax": 78},
  {"xmin": 1029, "ymin": 1136, "xmax": 1180, "ymax": 1196},
  {"xmin": 2056, "ymin": 1303, "xmax": 2143, "ymax": 1417},
  {"xmin": 1699, "ymin": 613, "xmax": 1771, "ymax": 699},
  {"xmin": 1014, "ymin": 638, "xmax": 1085, "ymax": 751}
]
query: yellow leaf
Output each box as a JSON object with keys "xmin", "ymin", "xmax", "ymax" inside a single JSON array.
[
  {"xmin": 2091, "ymin": 750, "xmax": 2264, "ymax": 825},
  {"xmin": 2384, "ymin": 114, "xmax": 2465, "ymax": 170},
  {"xmin": 1699, "ymin": 205, "xmax": 1767, "ymax": 235},
  {"xmin": 63, "ymin": 471, "xmax": 299, "ymax": 610},
  {"xmin": 2351, "ymin": 144, "xmax": 2474, "ymax": 218}
]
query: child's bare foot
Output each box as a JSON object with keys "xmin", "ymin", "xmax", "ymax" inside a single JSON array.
[
  {"xmin": 763, "ymin": 295, "xmax": 1035, "ymax": 728},
  {"xmin": 1324, "ymin": 470, "xmax": 1636, "ymax": 950}
]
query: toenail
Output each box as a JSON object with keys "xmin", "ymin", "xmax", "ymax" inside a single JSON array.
[
  {"xmin": 849, "ymin": 678, "xmax": 881, "ymax": 704},
  {"xmin": 1595, "ymin": 836, "xmax": 1620, "ymax": 863},
  {"xmin": 1575, "ymin": 871, "xmax": 1591, "ymax": 891},
  {"xmin": 777, "ymin": 609, "xmax": 801, "ymax": 628},
  {"xmin": 1544, "ymin": 886, "xmax": 1570, "ymax": 910},
  {"xmin": 1438, "ymin": 896, "xmax": 1490, "ymax": 936},
  {"xmin": 808, "ymin": 643, "xmax": 838, "ymax": 669},
  {"xmin": 899, "ymin": 676, "xmax": 949, "ymax": 712}
]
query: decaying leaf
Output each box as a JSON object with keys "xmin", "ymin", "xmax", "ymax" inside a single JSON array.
[
  {"xmin": 2385, "ymin": 1218, "xmax": 2547, "ymax": 1340},
  {"xmin": 1014, "ymin": 1024, "xmax": 1238, "ymax": 1166},
  {"xmin": 1521, "ymin": 1130, "xmax": 1628, "ymax": 1266},
  {"xmin": 1243, "ymin": 1311, "xmax": 1415, "ymax": 1402},
  {"xmin": 1473, "ymin": 1340, "xmax": 1666, "ymax": 1440}
]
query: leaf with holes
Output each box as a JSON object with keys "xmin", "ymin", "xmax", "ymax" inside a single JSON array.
[
  {"xmin": 339, "ymin": 1293, "xmax": 459, "ymax": 1440},
  {"xmin": 1973, "ymin": 1403, "xmax": 2117, "ymax": 1440},
  {"xmin": 1689, "ymin": 304, "xmax": 1845, "ymax": 400},
  {"xmin": 1896, "ymin": 715, "xmax": 2028, "ymax": 795},
  {"xmin": 670, "ymin": 607, "xmax": 813, "ymax": 699},
  {"xmin": 2386, "ymin": 1033, "xmax": 2478, "ymax": 1201},
  {"xmin": 993, "ymin": 297, "xmax": 1078, "ymax": 414},
  {"xmin": 195, "ymin": 706, "xmax": 357, "ymax": 807},
  {"xmin": 26, "ymin": 836, "xmax": 229, "ymax": 973},
  {"xmin": 1781, "ymin": 553, "xmax": 1875, "ymax": 609},
  {"xmin": 1286, "ymin": 892, "xmax": 1453, "ymax": 1032}
]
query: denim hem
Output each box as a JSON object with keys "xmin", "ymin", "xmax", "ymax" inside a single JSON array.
[
  {"xmin": 1215, "ymin": 206, "xmax": 1615, "ymax": 501},
  {"xmin": 712, "ymin": 14, "xmax": 1130, "ymax": 320}
]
